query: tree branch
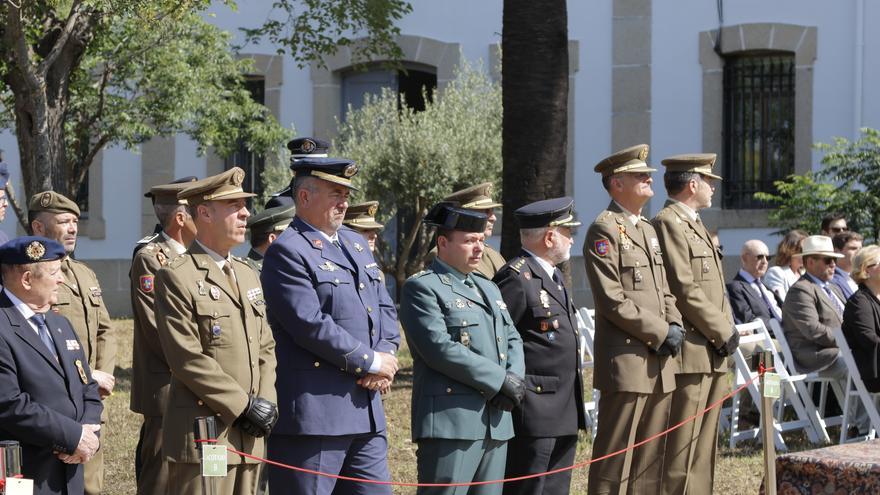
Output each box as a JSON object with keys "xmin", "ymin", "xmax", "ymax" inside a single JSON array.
[
  {"xmin": 4, "ymin": 3, "xmax": 42, "ymax": 91},
  {"xmin": 5, "ymin": 183, "xmax": 27, "ymax": 231},
  {"xmin": 36, "ymin": 0, "xmax": 86, "ymax": 76}
]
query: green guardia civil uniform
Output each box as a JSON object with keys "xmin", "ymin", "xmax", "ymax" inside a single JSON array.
[{"xmin": 401, "ymin": 253, "xmax": 524, "ymax": 495}]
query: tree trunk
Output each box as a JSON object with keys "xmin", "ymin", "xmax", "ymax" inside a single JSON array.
[{"xmin": 500, "ymin": 0, "xmax": 569, "ymax": 258}]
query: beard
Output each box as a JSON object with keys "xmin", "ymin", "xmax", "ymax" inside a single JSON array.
[{"xmin": 548, "ymin": 241, "xmax": 571, "ymax": 265}]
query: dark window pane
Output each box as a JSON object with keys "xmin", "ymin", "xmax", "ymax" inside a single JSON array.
[
  {"xmin": 225, "ymin": 76, "xmax": 266, "ymax": 209},
  {"xmin": 722, "ymin": 52, "xmax": 795, "ymax": 209},
  {"xmin": 340, "ymin": 65, "xmax": 438, "ymax": 120}
]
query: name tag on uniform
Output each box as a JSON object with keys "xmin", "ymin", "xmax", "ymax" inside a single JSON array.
[{"xmin": 66, "ymin": 339, "xmax": 80, "ymax": 351}]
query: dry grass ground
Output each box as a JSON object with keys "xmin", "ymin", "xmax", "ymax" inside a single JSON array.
[{"xmin": 104, "ymin": 319, "xmax": 818, "ymax": 494}]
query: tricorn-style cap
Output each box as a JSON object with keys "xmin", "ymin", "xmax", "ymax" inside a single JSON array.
[
  {"xmin": 288, "ymin": 137, "xmax": 330, "ymax": 159},
  {"xmin": 443, "ymin": 182, "xmax": 502, "ymax": 210},
  {"xmin": 424, "ymin": 202, "xmax": 488, "ymax": 233},
  {"xmin": 661, "ymin": 153, "xmax": 722, "ymax": 180},
  {"xmin": 515, "ymin": 197, "xmax": 581, "ymax": 229},
  {"xmin": 344, "ymin": 201, "xmax": 384, "ymax": 230},
  {"xmin": 177, "ymin": 167, "xmax": 256, "ymax": 205},
  {"xmin": 144, "ymin": 176, "xmax": 198, "ymax": 205},
  {"xmin": 247, "ymin": 204, "xmax": 296, "ymax": 236},
  {"xmin": 0, "ymin": 236, "xmax": 66, "ymax": 265},
  {"xmin": 290, "ymin": 157, "xmax": 359, "ymax": 190},
  {"xmin": 796, "ymin": 235, "xmax": 844, "ymax": 259},
  {"xmin": 594, "ymin": 144, "xmax": 656, "ymax": 177},
  {"xmin": 28, "ymin": 191, "xmax": 80, "ymax": 217}
]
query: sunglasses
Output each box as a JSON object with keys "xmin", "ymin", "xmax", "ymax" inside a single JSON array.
[
  {"xmin": 811, "ymin": 256, "xmax": 837, "ymax": 265},
  {"xmin": 830, "ymin": 227, "xmax": 848, "ymax": 234},
  {"xmin": 753, "ymin": 254, "xmax": 769, "ymax": 261}
]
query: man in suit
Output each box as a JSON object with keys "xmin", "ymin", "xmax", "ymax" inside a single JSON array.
[
  {"xmin": 29, "ymin": 191, "xmax": 116, "ymax": 495},
  {"xmin": 261, "ymin": 156, "xmax": 400, "ymax": 494},
  {"xmin": 831, "ymin": 231, "xmax": 863, "ymax": 300},
  {"xmin": 652, "ymin": 154, "xmax": 738, "ymax": 495},
  {"xmin": 493, "ymin": 197, "xmax": 585, "ymax": 495},
  {"xmin": 727, "ymin": 240, "xmax": 783, "ymax": 327},
  {"xmin": 424, "ymin": 183, "xmax": 505, "ymax": 278},
  {"xmin": 583, "ymin": 144, "xmax": 684, "ymax": 495},
  {"xmin": 245, "ymin": 204, "xmax": 296, "ymax": 273},
  {"xmin": 129, "ymin": 178, "xmax": 198, "ymax": 495},
  {"xmin": 154, "ymin": 168, "xmax": 278, "ymax": 495},
  {"xmin": 343, "ymin": 201, "xmax": 385, "ymax": 253},
  {"xmin": 0, "ymin": 236, "xmax": 103, "ymax": 495},
  {"xmin": 400, "ymin": 202, "xmax": 524, "ymax": 495}
]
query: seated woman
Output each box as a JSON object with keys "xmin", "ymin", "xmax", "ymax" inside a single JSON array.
[
  {"xmin": 842, "ymin": 244, "xmax": 880, "ymax": 393},
  {"xmin": 765, "ymin": 229, "xmax": 807, "ymax": 302}
]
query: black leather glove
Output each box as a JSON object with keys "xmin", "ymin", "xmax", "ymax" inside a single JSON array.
[
  {"xmin": 234, "ymin": 396, "xmax": 278, "ymax": 437},
  {"xmin": 489, "ymin": 372, "xmax": 526, "ymax": 411},
  {"xmin": 656, "ymin": 324, "xmax": 685, "ymax": 357},
  {"xmin": 714, "ymin": 328, "xmax": 741, "ymax": 357}
]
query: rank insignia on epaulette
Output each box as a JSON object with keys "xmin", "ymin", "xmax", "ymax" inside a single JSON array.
[
  {"xmin": 312, "ymin": 239, "xmax": 323, "ymax": 249},
  {"xmin": 365, "ymin": 262, "xmax": 378, "ymax": 269},
  {"xmin": 594, "ymin": 240, "xmax": 609, "ymax": 257},
  {"xmin": 510, "ymin": 258, "xmax": 526, "ymax": 273},
  {"xmin": 139, "ymin": 275, "xmax": 154, "ymax": 293},
  {"xmin": 319, "ymin": 261, "xmax": 337, "ymax": 271}
]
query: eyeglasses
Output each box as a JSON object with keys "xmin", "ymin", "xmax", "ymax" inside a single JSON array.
[
  {"xmin": 829, "ymin": 227, "xmax": 848, "ymax": 234},
  {"xmin": 821, "ymin": 257, "xmax": 837, "ymax": 265},
  {"xmin": 754, "ymin": 254, "xmax": 769, "ymax": 261}
]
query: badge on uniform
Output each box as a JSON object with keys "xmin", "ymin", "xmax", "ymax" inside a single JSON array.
[
  {"xmin": 523, "ymin": 271, "xmax": 532, "ymax": 280},
  {"xmin": 210, "ymin": 286, "xmax": 221, "ymax": 300},
  {"xmin": 246, "ymin": 287, "xmax": 262, "ymax": 302},
  {"xmin": 460, "ymin": 331, "xmax": 471, "ymax": 347},
  {"xmin": 197, "ymin": 280, "xmax": 207, "ymax": 296},
  {"xmin": 540, "ymin": 321, "xmax": 549, "ymax": 332},
  {"xmin": 140, "ymin": 275, "xmax": 154, "ymax": 293},
  {"xmin": 635, "ymin": 271, "xmax": 644, "ymax": 283},
  {"xmin": 66, "ymin": 339, "xmax": 80, "ymax": 351},
  {"xmin": 553, "ymin": 319, "xmax": 559, "ymax": 329},
  {"xmin": 211, "ymin": 324, "xmax": 222, "ymax": 337},
  {"xmin": 312, "ymin": 238, "xmax": 323, "ymax": 249},
  {"xmin": 594, "ymin": 239, "xmax": 609, "ymax": 257},
  {"xmin": 650, "ymin": 237, "xmax": 661, "ymax": 254},
  {"xmin": 157, "ymin": 251, "xmax": 168, "ymax": 266},
  {"xmin": 496, "ymin": 300, "xmax": 507, "ymax": 311},
  {"xmin": 318, "ymin": 261, "xmax": 337, "ymax": 271},
  {"xmin": 547, "ymin": 331, "xmax": 557, "ymax": 341},
  {"xmin": 539, "ymin": 290, "xmax": 550, "ymax": 308},
  {"xmin": 89, "ymin": 287, "xmax": 102, "ymax": 298},
  {"xmin": 354, "ymin": 242, "xmax": 364, "ymax": 252},
  {"xmin": 618, "ymin": 225, "xmax": 631, "ymax": 250},
  {"xmin": 702, "ymin": 260, "xmax": 710, "ymax": 274},
  {"xmin": 455, "ymin": 298, "xmax": 465, "ymax": 309},
  {"xmin": 75, "ymin": 359, "xmax": 88, "ymax": 384}
]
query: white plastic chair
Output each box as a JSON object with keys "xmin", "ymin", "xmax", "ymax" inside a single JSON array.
[
  {"xmin": 576, "ymin": 307, "xmax": 599, "ymax": 439},
  {"xmin": 831, "ymin": 327, "xmax": 880, "ymax": 443}
]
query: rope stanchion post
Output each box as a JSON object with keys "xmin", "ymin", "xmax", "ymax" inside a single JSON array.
[
  {"xmin": 760, "ymin": 351, "xmax": 777, "ymax": 495},
  {"xmin": 194, "ymin": 416, "xmax": 219, "ymax": 495}
]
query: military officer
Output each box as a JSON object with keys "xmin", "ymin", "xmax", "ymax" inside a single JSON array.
[
  {"xmin": 493, "ymin": 197, "xmax": 586, "ymax": 495},
  {"xmin": 154, "ymin": 167, "xmax": 278, "ymax": 495},
  {"xmin": 261, "ymin": 156, "xmax": 400, "ymax": 494},
  {"xmin": 583, "ymin": 144, "xmax": 685, "ymax": 495},
  {"xmin": 132, "ymin": 176, "xmax": 198, "ymax": 257},
  {"xmin": 130, "ymin": 178, "xmax": 199, "ymax": 495},
  {"xmin": 0, "ymin": 236, "xmax": 103, "ymax": 495},
  {"xmin": 245, "ymin": 204, "xmax": 296, "ymax": 272},
  {"xmin": 343, "ymin": 201, "xmax": 384, "ymax": 253},
  {"xmin": 28, "ymin": 190, "xmax": 117, "ymax": 495},
  {"xmin": 424, "ymin": 183, "xmax": 505, "ymax": 278},
  {"xmin": 400, "ymin": 202, "xmax": 525, "ymax": 495},
  {"xmin": 652, "ymin": 154, "xmax": 738, "ymax": 494},
  {"xmin": 266, "ymin": 136, "xmax": 332, "ymax": 205}
]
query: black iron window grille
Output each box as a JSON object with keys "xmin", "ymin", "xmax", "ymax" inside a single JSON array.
[
  {"xmin": 226, "ymin": 76, "xmax": 266, "ymax": 209},
  {"xmin": 722, "ymin": 52, "xmax": 795, "ymax": 209}
]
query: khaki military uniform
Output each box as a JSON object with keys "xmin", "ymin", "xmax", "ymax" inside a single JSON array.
[
  {"xmin": 130, "ymin": 235, "xmax": 179, "ymax": 495},
  {"xmin": 584, "ymin": 201, "xmax": 681, "ymax": 495},
  {"xmin": 155, "ymin": 241, "xmax": 277, "ymax": 495},
  {"xmin": 652, "ymin": 201, "xmax": 733, "ymax": 494},
  {"xmin": 54, "ymin": 257, "xmax": 116, "ymax": 495},
  {"xmin": 424, "ymin": 244, "xmax": 505, "ymax": 280},
  {"xmin": 245, "ymin": 249, "xmax": 263, "ymax": 273}
]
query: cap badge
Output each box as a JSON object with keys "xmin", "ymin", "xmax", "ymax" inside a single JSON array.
[
  {"xmin": 26, "ymin": 241, "xmax": 46, "ymax": 261},
  {"xmin": 367, "ymin": 204, "xmax": 378, "ymax": 217},
  {"xmin": 343, "ymin": 164, "xmax": 357, "ymax": 178},
  {"xmin": 301, "ymin": 139, "xmax": 316, "ymax": 153},
  {"xmin": 40, "ymin": 192, "xmax": 52, "ymax": 208},
  {"xmin": 638, "ymin": 147, "xmax": 649, "ymax": 161},
  {"xmin": 232, "ymin": 169, "xmax": 245, "ymax": 185}
]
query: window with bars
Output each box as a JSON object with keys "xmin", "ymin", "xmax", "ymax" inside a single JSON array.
[
  {"xmin": 722, "ymin": 52, "xmax": 795, "ymax": 209},
  {"xmin": 225, "ymin": 76, "xmax": 266, "ymax": 209}
]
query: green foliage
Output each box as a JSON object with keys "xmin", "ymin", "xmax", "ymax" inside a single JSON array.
[
  {"xmin": 240, "ymin": 0, "xmax": 412, "ymax": 69},
  {"xmin": 755, "ymin": 128, "xmax": 880, "ymax": 241},
  {"xmin": 333, "ymin": 61, "xmax": 502, "ymax": 280}
]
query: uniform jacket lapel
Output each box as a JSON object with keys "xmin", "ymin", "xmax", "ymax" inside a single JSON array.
[
  {"xmin": 188, "ymin": 243, "xmax": 242, "ymax": 307},
  {"xmin": 523, "ymin": 253, "xmax": 567, "ymax": 308},
  {"xmin": 803, "ymin": 275, "xmax": 843, "ymax": 322},
  {"xmin": 607, "ymin": 201, "xmax": 650, "ymax": 257},
  {"xmin": 431, "ymin": 260, "xmax": 489, "ymax": 310},
  {"xmin": 0, "ymin": 292, "xmax": 64, "ymax": 376},
  {"xmin": 294, "ymin": 217, "xmax": 355, "ymax": 273}
]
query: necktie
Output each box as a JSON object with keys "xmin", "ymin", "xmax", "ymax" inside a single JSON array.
[
  {"xmin": 30, "ymin": 313, "xmax": 58, "ymax": 360},
  {"xmin": 755, "ymin": 279, "xmax": 782, "ymax": 321},
  {"xmin": 333, "ymin": 239, "xmax": 357, "ymax": 268},
  {"xmin": 222, "ymin": 263, "xmax": 240, "ymax": 301},
  {"xmin": 823, "ymin": 284, "xmax": 845, "ymax": 318}
]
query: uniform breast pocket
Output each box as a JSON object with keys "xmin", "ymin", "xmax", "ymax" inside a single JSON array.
[
  {"xmin": 689, "ymin": 240, "xmax": 715, "ymax": 281},
  {"xmin": 194, "ymin": 301, "xmax": 233, "ymax": 349},
  {"xmin": 620, "ymin": 252, "xmax": 650, "ymax": 291},
  {"xmin": 443, "ymin": 313, "xmax": 479, "ymax": 347},
  {"xmin": 314, "ymin": 270, "xmax": 354, "ymax": 317},
  {"xmin": 530, "ymin": 306, "xmax": 559, "ymax": 334}
]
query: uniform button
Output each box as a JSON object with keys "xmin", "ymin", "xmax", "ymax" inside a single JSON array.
[
  {"xmin": 197, "ymin": 400, "xmax": 204, "ymax": 406},
  {"xmin": 710, "ymin": 338, "xmax": 716, "ymax": 343},
  {"xmin": 367, "ymin": 307, "xmax": 373, "ymax": 313},
  {"xmin": 359, "ymin": 283, "xmax": 365, "ymax": 290},
  {"xmin": 334, "ymin": 278, "xmax": 340, "ymax": 284},
  {"xmin": 625, "ymin": 338, "xmax": 631, "ymax": 344},
  {"xmin": 499, "ymin": 353, "xmax": 506, "ymax": 360},
  {"xmin": 355, "ymin": 367, "xmax": 362, "ymax": 373},
  {"xmin": 546, "ymin": 311, "xmax": 552, "ymax": 316},
  {"xmin": 314, "ymin": 361, "xmax": 320, "ymax": 367},
  {"xmin": 249, "ymin": 337, "xmax": 253, "ymax": 343},
  {"xmin": 647, "ymin": 341, "xmax": 652, "ymax": 346},
  {"xmin": 213, "ymin": 311, "xmax": 218, "ymax": 318},
  {"xmin": 446, "ymin": 387, "xmax": 452, "ymax": 393},
  {"xmin": 371, "ymin": 330, "xmax": 376, "ymax": 336},
  {"xmin": 363, "ymin": 354, "xmax": 369, "ymax": 360},
  {"xmin": 497, "ymin": 337, "xmax": 502, "ymax": 342},
  {"xmin": 635, "ymin": 261, "xmax": 640, "ymax": 267},
  {"xmin": 251, "ymin": 361, "xmax": 256, "ymax": 368},
  {"xmin": 536, "ymin": 386, "xmax": 543, "ymax": 393}
]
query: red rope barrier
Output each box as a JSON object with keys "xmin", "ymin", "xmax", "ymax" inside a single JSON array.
[{"xmin": 195, "ymin": 366, "xmax": 774, "ymax": 487}]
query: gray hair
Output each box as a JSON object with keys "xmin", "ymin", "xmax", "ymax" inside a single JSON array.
[
  {"xmin": 154, "ymin": 203, "xmax": 188, "ymax": 228},
  {"xmin": 520, "ymin": 226, "xmax": 550, "ymax": 245},
  {"xmin": 292, "ymin": 176, "xmax": 319, "ymax": 207}
]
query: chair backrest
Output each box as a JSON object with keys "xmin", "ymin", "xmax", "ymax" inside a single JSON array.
[
  {"xmin": 735, "ymin": 319, "xmax": 791, "ymax": 379},
  {"xmin": 576, "ymin": 307, "xmax": 596, "ymax": 360},
  {"xmin": 768, "ymin": 318, "xmax": 802, "ymax": 375},
  {"xmin": 831, "ymin": 327, "xmax": 863, "ymax": 382}
]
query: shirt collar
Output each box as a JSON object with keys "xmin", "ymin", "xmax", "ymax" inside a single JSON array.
[
  {"xmin": 523, "ymin": 249, "xmax": 556, "ymax": 279},
  {"xmin": 806, "ymin": 272, "xmax": 829, "ymax": 288},
  {"xmin": 300, "ymin": 219, "xmax": 339, "ymax": 243},
  {"xmin": 738, "ymin": 269, "xmax": 758, "ymax": 284},
  {"xmin": 612, "ymin": 201, "xmax": 641, "ymax": 226},
  {"xmin": 433, "ymin": 258, "xmax": 469, "ymax": 282},
  {"xmin": 161, "ymin": 231, "xmax": 187, "ymax": 256},
  {"xmin": 672, "ymin": 200, "xmax": 698, "ymax": 221},
  {"xmin": 4, "ymin": 288, "xmax": 36, "ymax": 321},
  {"xmin": 195, "ymin": 240, "xmax": 230, "ymax": 269}
]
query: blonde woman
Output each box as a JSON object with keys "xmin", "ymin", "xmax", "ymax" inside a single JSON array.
[
  {"xmin": 842, "ymin": 245, "xmax": 880, "ymax": 393},
  {"xmin": 765, "ymin": 229, "xmax": 807, "ymax": 301}
]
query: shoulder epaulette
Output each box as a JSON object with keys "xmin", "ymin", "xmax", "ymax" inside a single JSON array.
[
  {"xmin": 408, "ymin": 270, "xmax": 429, "ymax": 280},
  {"xmin": 509, "ymin": 257, "xmax": 527, "ymax": 274},
  {"xmin": 594, "ymin": 210, "xmax": 613, "ymax": 223},
  {"xmin": 167, "ymin": 254, "xmax": 188, "ymax": 269},
  {"xmin": 137, "ymin": 233, "xmax": 160, "ymax": 245}
]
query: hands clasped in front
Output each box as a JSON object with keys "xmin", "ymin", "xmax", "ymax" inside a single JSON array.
[
  {"xmin": 57, "ymin": 424, "xmax": 101, "ymax": 464},
  {"xmin": 234, "ymin": 395, "xmax": 279, "ymax": 438},
  {"xmin": 489, "ymin": 372, "xmax": 526, "ymax": 412},
  {"xmin": 357, "ymin": 351, "xmax": 398, "ymax": 394}
]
